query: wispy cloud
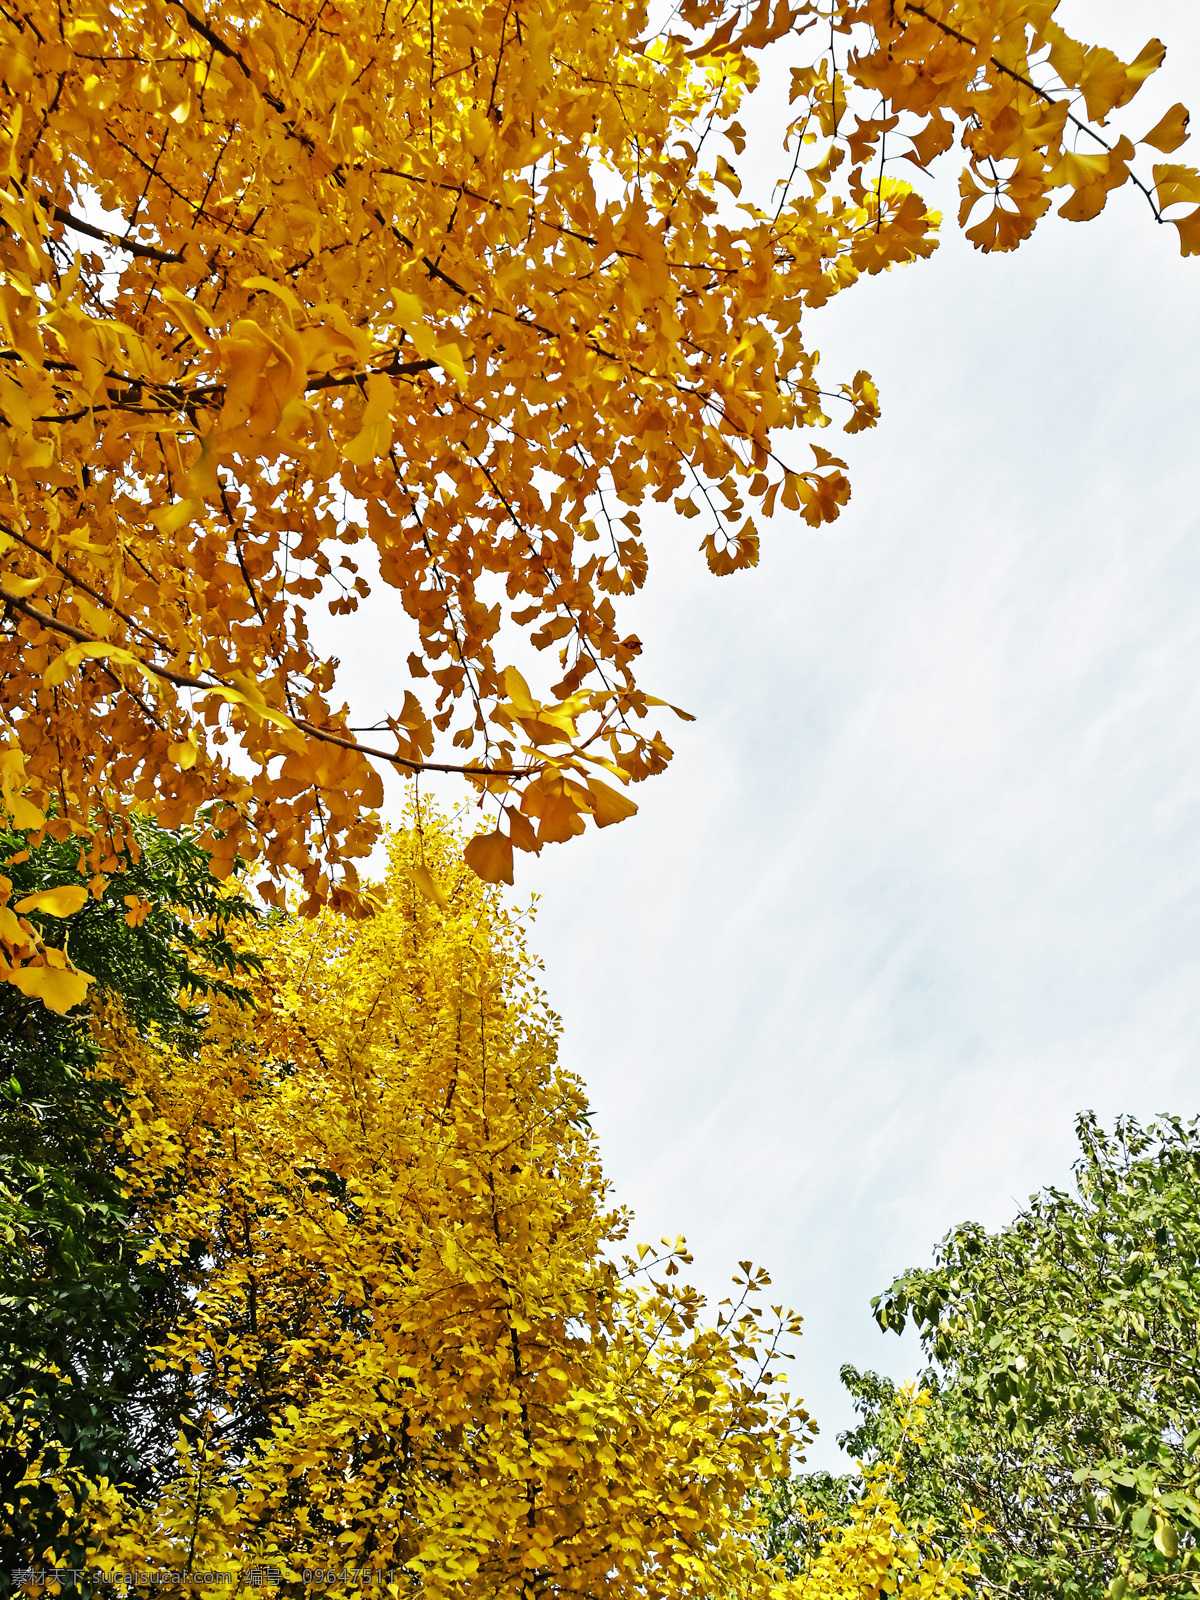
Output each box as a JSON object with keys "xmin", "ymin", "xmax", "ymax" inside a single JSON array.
[{"xmin": 307, "ymin": 0, "xmax": 1200, "ymax": 1468}]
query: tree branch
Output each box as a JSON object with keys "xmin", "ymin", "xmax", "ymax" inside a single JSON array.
[
  {"xmin": 44, "ymin": 201, "xmax": 185, "ymax": 264},
  {"xmin": 903, "ymin": 3, "xmax": 1164, "ymax": 221},
  {"xmin": 0, "ymin": 587, "xmax": 538, "ymax": 780}
]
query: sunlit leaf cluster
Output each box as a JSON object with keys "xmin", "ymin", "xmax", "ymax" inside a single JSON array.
[
  {"xmin": 0, "ymin": 0, "xmax": 1190, "ymax": 943},
  {"xmin": 6, "ymin": 816, "xmax": 820, "ymax": 1593},
  {"xmin": 792, "ymin": 1115, "xmax": 1200, "ymax": 1597},
  {"xmin": 762, "ymin": 1392, "xmax": 987, "ymax": 1599}
]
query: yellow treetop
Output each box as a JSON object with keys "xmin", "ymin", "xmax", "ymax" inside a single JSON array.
[
  {"xmin": 6, "ymin": 816, "xmax": 986, "ymax": 1595},
  {"xmin": 2, "ymin": 814, "xmax": 985, "ymax": 1595},
  {"xmin": 0, "ymin": 0, "xmax": 1193, "ymax": 917},
  {"xmin": 785, "ymin": 1394, "xmax": 986, "ymax": 1600},
  {"xmin": 33, "ymin": 814, "xmax": 810, "ymax": 1591}
]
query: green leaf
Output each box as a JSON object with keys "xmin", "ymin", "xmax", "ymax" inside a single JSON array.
[
  {"xmin": 1153, "ymin": 1517, "xmax": 1178, "ymax": 1560},
  {"xmin": 832, "ymin": 1112, "xmax": 1200, "ymax": 1598}
]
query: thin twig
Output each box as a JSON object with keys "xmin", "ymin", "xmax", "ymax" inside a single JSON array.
[
  {"xmin": 0, "ymin": 588, "xmax": 540, "ymax": 780},
  {"xmin": 903, "ymin": 3, "xmax": 1164, "ymax": 222},
  {"xmin": 44, "ymin": 202, "xmax": 185, "ymax": 263}
]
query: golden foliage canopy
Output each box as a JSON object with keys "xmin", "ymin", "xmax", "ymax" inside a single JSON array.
[
  {"xmin": 10, "ymin": 816, "xmax": 816, "ymax": 1591},
  {"xmin": 8, "ymin": 816, "xmax": 982, "ymax": 1599},
  {"xmin": 0, "ymin": 0, "xmax": 1193, "ymax": 914}
]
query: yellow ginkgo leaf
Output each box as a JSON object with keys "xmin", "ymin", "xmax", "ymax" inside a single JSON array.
[
  {"xmin": 714, "ymin": 154, "xmax": 742, "ymax": 196},
  {"xmin": 149, "ymin": 498, "xmax": 199, "ymax": 536},
  {"xmin": 1, "ymin": 792, "xmax": 45, "ymax": 829},
  {"xmin": 74, "ymin": 595, "xmax": 115, "ymax": 639},
  {"xmin": 502, "ymin": 666, "xmax": 536, "ymax": 715},
  {"xmin": 242, "ymin": 275, "xmax": 306, "ymax": 320},
  {"xmin": 158, "ymin": 285, "xmax": 215, "ymax": 347},
  {"xmin": 123, "ymin": 894, "xmax": 151, "ymax": 927},
  {"xmin": 433, "ymin": 341, "xmax": 468, "ymax": 389},
  {"xmin": 341, "ymin": 372, "xmax": 394, "ymax": 465},
  {"xmin": 1173, "ymin": 204, "xmax": 1200, "ymax": 255},
  {"xmin": 463, "ymin": 828, "xmax": 514, "ymax": 885},
  {"xmin": 411, "ymin": 863, "xmax": 448, "ymax": 908},
  {"xmin": 44, "ymin": 640, "xmax": 155, "ymax": 689},
  {"xmin": 14, "ymin": 884, "xmax": 89, "ymax": 917},
  {"xmin": 0, "ymin": 903, "xmax": 34, "ymax": 951},
  {"xmin": 168, "ymin": 735, "xmax": 200, "ymax": 771},
  {"xmin": 0, "ymin": 573, "xmax": 45, "ymax": 597},
  {"xmin": 203, "ymin": 679, "xmax": 304, "ymax": 740},
  {"xmin": 585, "ymin": 776, "xmax": 638, "ymax": 828},
  {"xmin": 1153, "ymin": 163, "xmax": 1200, "ymax": 209},
  {"xmin": 7, "ymin": 960, "xmax": 92, "ymax": 1013},
  {"xmin": 1141, "ymin": 102, "xmax": 1191, "ymax": 154}
]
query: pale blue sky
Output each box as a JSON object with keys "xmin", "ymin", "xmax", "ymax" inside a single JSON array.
[{"xmin": 312, "ymin": 1, "xmax": 1200, "ymax": 1470}]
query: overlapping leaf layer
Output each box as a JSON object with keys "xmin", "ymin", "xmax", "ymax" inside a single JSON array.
[{"xmin": 0, "ymin": 0, "xmax": 1192, "ymax": 958}]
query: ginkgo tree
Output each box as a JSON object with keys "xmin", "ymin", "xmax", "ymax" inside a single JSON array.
[
  {"xmin": 8, "ymin": 813, "xmax": 982, "ymax": 1600},
  {"xmin": 0, "ymin": 0, "xmax": 1194, "ymax": 979}
]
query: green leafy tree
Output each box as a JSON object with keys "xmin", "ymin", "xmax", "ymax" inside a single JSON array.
[
  {"xmin": 755, "ymin": 1466, "xmax": 859, "ymax": 1578},
  {"xmin": 0, "ymin": 822, "xmax": 260, "ymax": 1573},
  {"xmin": 774, "ymin": 1115, "xmax": 1200, "ymax": 1598}
]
